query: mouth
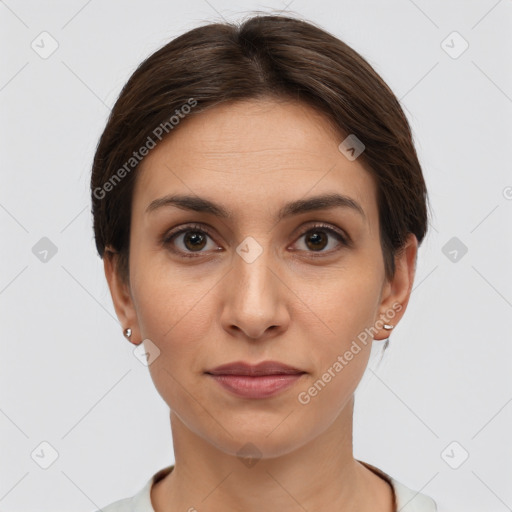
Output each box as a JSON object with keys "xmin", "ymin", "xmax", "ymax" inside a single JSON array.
[
  {"xmin": 205, "ymin": 360, "xmax": 306, "ymax": 377},
  {"xmin": 204, "ymin": 360, "xmax": 306, "ymax": 399}
]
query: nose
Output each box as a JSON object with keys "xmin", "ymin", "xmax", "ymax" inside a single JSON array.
[{"xmin": 220, "ymin": 243, "xmax": 290, "ymax": 341}]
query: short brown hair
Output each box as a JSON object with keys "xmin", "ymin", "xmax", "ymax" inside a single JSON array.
[{"xmin": 91, "ymin": 14, "xmax": 429, "ymax": 284}]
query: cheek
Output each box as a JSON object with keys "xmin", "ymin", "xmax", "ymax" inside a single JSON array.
[
  {"xmin": 132, "ymin": 271, "xmax": 216, "ymax": 411},
  {"xmin": 306, "ymin": 263, "xmax": 382, "ymax": 333},
  {"xmin": 131, "ymin": 247, "xmax": 211, "ymax": 336},
  {"xmin": 301, "ymin": 268, "xmax": 382, "ymax": 379},
  {"xmin": 131, "ymin": 262, "xmax": 222, "ymax": 398},
  {"xmin": 293, "ymin": 281, "xmax": 379, "ymax": 417}
]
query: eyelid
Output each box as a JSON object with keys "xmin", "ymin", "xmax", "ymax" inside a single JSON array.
[
  {"xmin": 295, "ymin": 222, "xmax": 351, "ymax": 246},
  {"xmin": 161, "ymin": 222, "xmax": 218, "ymax": 257},
  {"xmin": 162, "ymin": 221, "xmax": 351, "ymax": 257}
]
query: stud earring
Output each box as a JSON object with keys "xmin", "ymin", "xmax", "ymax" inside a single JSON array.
[
  {"xmin": 124, "ymin": 328, "xmax": 132, "ymax": 339},
  {"xmin": 383, "ymin": 324, "xmax": 394, "ymax": 330}
]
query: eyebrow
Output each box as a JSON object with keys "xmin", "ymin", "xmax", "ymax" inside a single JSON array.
[{"xmin": 145, "ymin": 192, "xmax": 366, "ymax": 221}]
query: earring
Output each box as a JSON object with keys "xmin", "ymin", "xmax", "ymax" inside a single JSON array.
[
  {"xmin": 124, "ymin": 328, "xmax": 132, "ymax": 339},
  {"xmin": 383, "ymin": 324, "xmax": 394, "ymax": 330}
]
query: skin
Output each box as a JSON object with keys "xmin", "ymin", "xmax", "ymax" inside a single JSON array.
[{"xmin": 104, "ymin": 98, "xmax": 418, "ymax": 512}]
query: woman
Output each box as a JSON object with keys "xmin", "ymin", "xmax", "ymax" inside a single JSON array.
[{"xmin": 91, "ymin": 13, "xmax": 437, "ymax": 512}]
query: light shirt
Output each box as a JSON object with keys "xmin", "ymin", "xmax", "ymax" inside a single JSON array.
[{"xmin": 96, "ymin": 461, "xmax": 437, "ymax": 511}]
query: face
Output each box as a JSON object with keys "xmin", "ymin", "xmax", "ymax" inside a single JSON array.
[{"xmin": 105, "ymin": 98, "xmax": 416, "ymax": 459}]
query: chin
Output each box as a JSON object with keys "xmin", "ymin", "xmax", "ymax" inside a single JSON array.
[{"xmin": 204, "ymin": 421, "xmax": 314, "ymax": 462}]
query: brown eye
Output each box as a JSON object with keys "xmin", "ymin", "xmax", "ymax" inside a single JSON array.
[
  {"xmin": 182, "ymin": 231, "xmax": 208, "ymax": 251},
  {"xmin": 162, "ymin": 222, "xmax": 349, "ymax": 259},
  {"xmin": 162, "ymin": 224, "xmax": 219, "ymax": 258},
  {"xmin": 293, "ymin": 224, "xmax": 349, "ymax": 255},
  {"xmin": 304, "ymin": 231, "xmax": 328, "ymax": 251}
]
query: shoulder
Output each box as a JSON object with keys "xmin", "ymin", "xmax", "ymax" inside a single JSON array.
[
  {"xmin": 93, "ymin": 466, "xmax": 174, "ymax": 512},
  {"xmin": 94, "ymin": 496, "xmax": 134, "ymax": 512},
  {"xmin": 358, "ymin": 460, "xmax": 437, "ymax": 512},
  {"xmin": 390, "ymin": 477, "xmax": 438, "ymax": 511}
]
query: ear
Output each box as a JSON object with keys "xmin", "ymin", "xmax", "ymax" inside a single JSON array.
[
  {"xmin": 373, "ymin": 233, "xmax": 418, "ymax": 341},
  {"xmin": 103, "ymin": 246, "xmax": 142, "ymax": 345}
]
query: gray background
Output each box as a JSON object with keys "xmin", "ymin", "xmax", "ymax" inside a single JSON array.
[{"xmin": 1, "ymin": 1, "xmax": 511, "ymax": 511}]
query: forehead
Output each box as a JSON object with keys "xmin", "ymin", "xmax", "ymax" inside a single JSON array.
[{"xmin": 133, "ymin": 98, "xmax": 378, "ymax": 226}]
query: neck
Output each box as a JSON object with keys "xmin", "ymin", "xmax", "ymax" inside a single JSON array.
[{"xmin": 151, "ymin": 396, "xmax": 394, "ymax": 512}]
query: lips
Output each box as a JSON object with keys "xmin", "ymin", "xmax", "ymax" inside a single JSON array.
[
  {"xmin": 205, "ymin": 360, "xmax": 306, "ymax": 399},
  {"xmin": 205, "ymin": 360, "xmax": 305, "ymax": 376}
]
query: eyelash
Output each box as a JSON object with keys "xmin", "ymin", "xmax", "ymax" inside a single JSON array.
[{"xmin": 162, "ymin": 222, "xmax": 350, "ymax": 259}]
